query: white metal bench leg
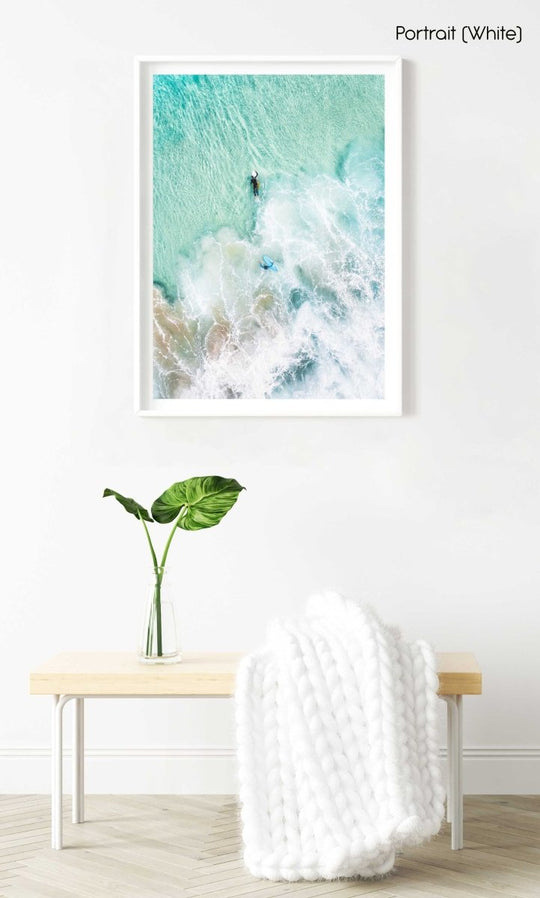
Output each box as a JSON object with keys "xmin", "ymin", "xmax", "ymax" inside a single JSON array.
[
  {"xmin": 455, "ymin": 694, "xmax": 463, "ymax": 849},
  {"xmin": 52, "ymin": 695, "xmax": 83, "ymax": 848},
  {"xmin": 73, "ymin": 697, "xmax": 84, "ymax": 824},
  {"xmin": 51, "ymin": 695, "xmax": 64, "ymax": 850},
  {"xmin": 444, "ymin": 694, "xmax": 463, "ymax": 849},
  {"xmin": 446, "ymin": 698, "xmax": 454, "ymax": 824}
]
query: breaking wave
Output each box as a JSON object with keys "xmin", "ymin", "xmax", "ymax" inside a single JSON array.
[{"xmin": 153, "ymin": 139, "xmax": 384, "ymax": 400}]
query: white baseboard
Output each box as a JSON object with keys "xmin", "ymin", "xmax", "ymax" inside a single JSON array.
[
  {"xmin": 0, "ymin": 746, "xmax": 238, "ymax": 794},
  {"xmin": 444, "ymin": 747, "xmax": 540, "ymax": 795},
  {"xmin": 1, "ymin": 746, "xmax": 539, "ymax": 794}
]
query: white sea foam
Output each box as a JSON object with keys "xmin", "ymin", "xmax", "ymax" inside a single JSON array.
[{"xmin": 153, "ymin": 142, "xmax": 385, "ymax": 400}]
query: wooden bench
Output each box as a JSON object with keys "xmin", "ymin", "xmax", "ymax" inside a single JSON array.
[{"xmin": 30, "ymin": 651, "xmax": 482, "ymax": 851}]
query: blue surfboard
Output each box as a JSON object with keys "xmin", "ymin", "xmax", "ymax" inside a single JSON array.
[{"xmin": 260, "ymin": 255, "xmax": 278, "ymax": 272}]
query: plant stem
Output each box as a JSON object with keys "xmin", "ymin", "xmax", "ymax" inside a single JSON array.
[
  {"xmin": 159, "ymin": 509, "xmax": 185, "ymax": 571},
  {"xmin": 154, "ymin": 574, "xmax": 162, "ymax": 656},
  {"xmin": 139, "ymin": 510, "xmax": 184, "ymax": 659},
  {"xmin": 138, "ymin": 512, "xmax": 162, "ymax": 657},
  {"xmin": 139, "ymin": 513, "xmax": 159, "ymax": 574},
  {"xmin": 150, "ymin": 511, "xmax": 184, "ymax": 658},
  {"xmin": 145, "ymin": 598, "xmax": 154, "ymax": 656}
]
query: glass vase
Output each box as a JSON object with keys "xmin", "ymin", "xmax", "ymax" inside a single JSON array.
[{"xmin": 139, "ymin": 568, "xmax": 181, "ymax": 664}]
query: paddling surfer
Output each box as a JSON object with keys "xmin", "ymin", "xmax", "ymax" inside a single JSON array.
[{"xmin": 250, "ymin": 170, "xmax": 260, "ymax": 197}]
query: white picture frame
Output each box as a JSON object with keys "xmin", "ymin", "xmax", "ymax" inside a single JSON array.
[{"xmin": 136, "ymin": 56, "xmax": 402, "ymax": 416}]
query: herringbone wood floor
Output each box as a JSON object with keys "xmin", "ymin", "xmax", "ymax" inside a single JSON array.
[{"xmin": 1, "ymin": 796, "xmax": 539, "ymax": 897}]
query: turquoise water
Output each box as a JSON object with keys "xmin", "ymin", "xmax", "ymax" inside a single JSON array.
[{"xmin": 152, "ymin": 74, "xmax": 385, "ymax": 400}]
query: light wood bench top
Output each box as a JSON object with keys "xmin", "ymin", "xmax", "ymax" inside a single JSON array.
[{"xmin": 30, "ymin": 652, "xmax": 482, "ymax": 697}]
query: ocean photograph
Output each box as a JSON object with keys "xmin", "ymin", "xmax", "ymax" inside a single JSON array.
[{"xmin": 152, "ymin": 73, "xmax": 386, "ymax": 401}]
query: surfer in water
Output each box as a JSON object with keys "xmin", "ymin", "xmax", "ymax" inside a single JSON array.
[
  {"xmin": 250, "ymin": 170, "xmax": 260, "ymax": 197},
  {"xmin": 260, "ymin": 255, "xmax": 278, "ymax": 272}
]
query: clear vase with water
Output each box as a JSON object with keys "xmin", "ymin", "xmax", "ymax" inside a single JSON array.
[{"xmin": 139, "ymin": 568, "xmax": 181, "ymax": 664}]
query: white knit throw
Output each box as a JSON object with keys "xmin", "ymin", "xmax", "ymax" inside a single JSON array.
[{"xmin": 236, "ymin": 593, "xmax": 445, "ymax": 881}]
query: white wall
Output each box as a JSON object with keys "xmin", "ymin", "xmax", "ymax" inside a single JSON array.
[{"xmin": 1, "ymin": 0, "xmax": 539, "ymax": 794}]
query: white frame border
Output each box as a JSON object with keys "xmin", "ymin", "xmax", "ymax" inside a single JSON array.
[{"xmin": 135, "ymin": 56, "xmax": 402, "ymax": 417}]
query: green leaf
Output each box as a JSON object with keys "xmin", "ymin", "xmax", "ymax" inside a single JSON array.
[
  {"xmin": 103, "ymin": 488, "xmax": 153, "ymax": 522},
  {"xmin": 151, "ymin": 476, "xmax": 245, "ymax": 531}
]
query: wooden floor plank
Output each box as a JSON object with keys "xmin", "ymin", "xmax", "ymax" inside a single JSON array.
[{"xmin": 1, "ymin": 796, "xmax": 539, "ymax": 898}]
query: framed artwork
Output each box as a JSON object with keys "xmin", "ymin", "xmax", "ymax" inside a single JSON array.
[{"xmin": 136, "ymin": 56, "xmax": 401, "ymax": 416}]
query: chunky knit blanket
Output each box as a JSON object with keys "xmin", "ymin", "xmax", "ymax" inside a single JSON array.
[{"xmin": 236, "ymin": 593, "xmax": 445, "ymax": 881}]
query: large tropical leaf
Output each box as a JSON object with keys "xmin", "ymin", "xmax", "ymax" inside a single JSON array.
[
  {"xmin": 103, "ymin": 488, "xmax": 153, "ymax": 522},
  {"xmin": 151, "ymin": 476, "xmax": 245, "ymax": 531}
]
